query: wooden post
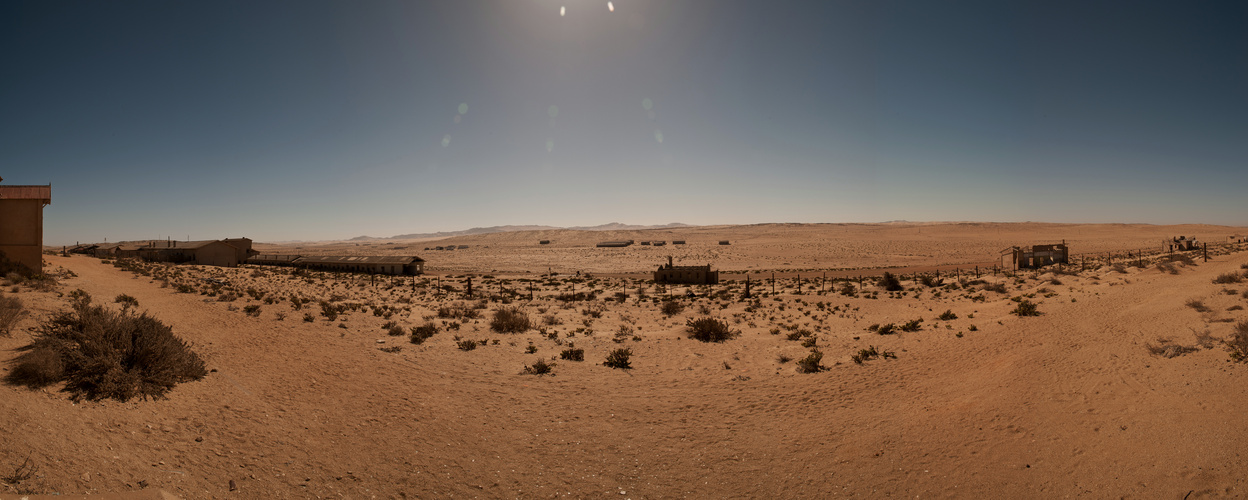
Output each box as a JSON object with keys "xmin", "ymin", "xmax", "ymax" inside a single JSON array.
[
  {"xmin": 744, "ymin": 276, "xmax": 751, "ymax": 299},
  {"xmin": 772, "ymin": 273, "xmax": 775, "ymax": 294},
  {"xmin": 466, "ymin": 276, "xmax": 472, "ymax": 298},
  {"xmin": 1204, "ymin": 243, "xmax": 1209, "ymax": 262},
  {"xmin": 530, "ymin": 282, "xmax": 534, "ymax": 301}
]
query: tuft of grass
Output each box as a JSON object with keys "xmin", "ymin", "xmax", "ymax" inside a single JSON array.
[
  {"xmin": 938, "ymin": 309, "xmax": 958, "ymax": 321},
  {"xmin": 876, "ymin": 323, "xmax": 896, "ymax": 335},
  {"xmin": 1011, "ymin": 300, "xmax": 1040, "ymax": 316},
  {"xmin": 560, "ymin": 348, "xmax": 585, "ymax": 361},
  {"xmin": 490, "ymin": 306, "xmax": 531, "ymax": 333},
  {"xmin": 685, "ymin": 317, "xmax": 740, "ymax": 342},
  {"xmin": 1185, "ymin": 299, "xmax": 1210, "ymax": 313},
  {"xmin": 4, "ymin": 300, "xmax": 206, "ymax": 401},
  {"xmin": 243, "ymin": 304, "xmax": 261, "ymax": 317},
  {"xmin": 456, "ymin": 339, "xmax": 479, "ymax": 351},
  {"xmin": 981, "ymin": 282, "xmax": 1008, "ymax": 294},
  {"xmin": 777, "ymin": 353, "xmax": 793, "ymax": 364},
  {"xmin": 603, "ymin": 348, "xmax": 632, "ymax": 369},
  {"xmin": 899, "ymin": 318, "xmax": 923, "ymax": 332}
]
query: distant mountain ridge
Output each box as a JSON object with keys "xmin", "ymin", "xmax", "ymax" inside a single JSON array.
[{"xmin": 350, "ymin": 222, "xmax": 691, "ymax": 241}]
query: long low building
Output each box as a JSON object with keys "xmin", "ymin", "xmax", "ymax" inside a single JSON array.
[
  {"xmin": 88, "ymin": 238, "xmax": 257, "ymax": 267},
  {"xmin": 247, "ymin": 255, "xmax": 425, "ymax": 275}
]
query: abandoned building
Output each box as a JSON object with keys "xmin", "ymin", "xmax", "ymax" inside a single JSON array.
[
  {"xmin": 104, "ymin": 238, "xmax": 257, "ymax": 267},
  {"xmin": 654, "ymin": 256, "xmax": 719, "ymax": 285},
  {"xmin": 1001, "ymin": 242, "xmax": 1069, "ymax": 270},
  {"xmin": 245, "ymin": 254, "xmax": 302, "ymax": 266},
  {"xmin": 1170, "ymin": 236, "xmax": 1200, "ymax": 251},
  {"xmin": 672, "ymin": 240, "xmax": 686, "ymax": 245},
  {"xmin": 597, "ymin": 240, "xmax": 634, "ymax": 248},
  {"xmin": 539, "ymin": 240, "xmax": 551, "ymax": 245},
  {"xmin": 290, "ymin": 255, "xmax": 425, "ymax": 275},
  {"xmin": 0, "ymin": 182, "xmax": 51, "ymax": 274},
  {"xmin": 718, "ymin": 240, "xmax": 730, "ymax": 245}
]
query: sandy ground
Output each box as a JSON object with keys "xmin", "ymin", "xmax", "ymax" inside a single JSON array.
[{"xmin": 3, "ymin": 222, "xmax": 1248, "ymax": 498}]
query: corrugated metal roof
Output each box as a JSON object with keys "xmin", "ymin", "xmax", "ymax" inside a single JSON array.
[
  {"xmin": 247, "ymin": 254, "xmax": 302, "ymax": 263},
  {"xmin": 297, "ymin": 255, "xmax": 425, "ymax": 264},
  {"xmin": 0, "ymin": 185, "xmax": 51, "ymax": 201}
]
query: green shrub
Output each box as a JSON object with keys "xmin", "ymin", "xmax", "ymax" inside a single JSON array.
[
  {"xmin": 685, "ymin": 317, "xmax": 740, "ymax": 342},
  {"xmin": 603, "ymin": 348, "xmax": 632, "ymax": 369},
  {"xmin": 4, "ymin": 301, "xmax": 206, "ymax": 401},
  {"xmin": 490, "ymin": 306, "xmax": 531, "ymax": 333}
]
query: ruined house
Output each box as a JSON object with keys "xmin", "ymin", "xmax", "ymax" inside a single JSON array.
[
  {"xmin": 293, "ymin": 255, "xmax": 425, "ymax": 275},
  {"xmin": 108, "ymin": 238, "xmax": 257, "ymax": 267},
  {"xmin": 597, "ymin": 240, "xmax": 634, "ymax": 248},
  {"xmin": 1001, "ymin": 242, "xmax": 1069, "ymax": 270},
  {"xmin": 0, "ymin": 182, "xmax": 51, "ymax": 274},
  {"xmin": 654, "ymin": 256, "xmax": 719, "ymax": 285}
]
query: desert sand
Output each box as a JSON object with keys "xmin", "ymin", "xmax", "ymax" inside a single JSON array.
[{"xmin": 4, "ymin": 222, "xmax": 1248, "ymax": 498}]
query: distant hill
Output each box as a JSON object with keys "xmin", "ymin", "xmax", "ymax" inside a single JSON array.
[{"xmin": 351, "ymin": 222, "xmax": 691, "ymax": 241}]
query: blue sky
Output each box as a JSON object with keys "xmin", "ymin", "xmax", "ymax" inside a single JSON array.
[{"xmin": 2, "ymin": 1, "xmax": 1245, "ymax": 245}]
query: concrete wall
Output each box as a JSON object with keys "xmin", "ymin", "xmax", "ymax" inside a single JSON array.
[
  {"xmin": 194, "ymin": 243, "xmax": 240, "ymax": 267},
  {"xmin": 0, "ymin": 199, "xmax": 44, "ymax": 273}
]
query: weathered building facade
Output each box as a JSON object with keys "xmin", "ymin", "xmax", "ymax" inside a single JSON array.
[
  {"xmin": 0, "ymin": 183, "xmax": 51, "ymax": 274},
  {"xmin": 654, "ymin": 257, "xmax": 719, "ymax": 284},
  {"xmin": 1001, "ymin": 242, "xmax": 1069, "ymax": 270},
  {"xmin": 292, "ymin": 255, "xmax": 425, "ymax": 275}
]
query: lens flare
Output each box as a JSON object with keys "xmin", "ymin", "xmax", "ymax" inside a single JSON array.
[
  {"xmin": 642, "ymin": 98, "xmax": 652, "ymax": 111},
  {"xmin": 442, "ymin": 135, "xmax": 451, "ymax": 147},
  {"xmin": 560, "ymin": 6, "xmax": 565, "ymax": 16},
  {"xmin": 608, "ymin": 2, "xmax": 614, "ymax": 12},
  {"xmin": 547, "ymin": 105, "xmax": 559, "ymax": 118},
  {"xmin": 546, "ymin": 139, "xmax": 555, "ymax": 152},
  {"xmin": 458, "ymin": 103, "xmax": 468, "ymax": 115},
  {"xmin": 654, "ymin": 130, "xmax": 663, "ymax": 144}
]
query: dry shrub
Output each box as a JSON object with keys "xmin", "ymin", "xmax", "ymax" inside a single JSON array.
[
  {"xmin": 603, "ymin": 348, "xmax": 632, "ymax": 369},
  {"xmin": 661, "ymin": 300, "xmax": 685, "ymax": 317},
  {"xmin": 1228, "ymin": 321, "xmax": 1248, "ymax": 363},
  {"xmin": 1213, "ymin": 272, "xmax": 1244, "ymax": 284},
  {"xmin": 490, "ymin": 306, "xmax": 531, "ymax": 333},
  {"xmin": 685, "ymin": 317, "xmax": 740, "ymax": 342},
  {"xmin": 438, "ymin": 302, "xmax": 481, "ymax": 320},
  {"xmin": 410, "ymin": 324, "xmax": 438, "ymax": 344},
  {"xmin": 795, "ymin": 349, "xmax": 823, "ymax": 373},
  {"xmin": 1185, "ymin": 299, "xmax": 1210, "ymax": 313},
  {"xmin": 560, "ymin": 348, "xmax": 584, "ymax": 361},
  {"xmin": 1011, "ymin": 300, "xmax": 1040, "ymax": 316},
  {"xmin": 523, "ymin": 359, "xmax": 555, "ymax": 375},
  {"xmin": 0, "ymin": 296, "xmax": 26, "ymax": 337},
  {"xmin": 981, "ymin": 282, "xmax": 1008, "ymax": 294},
  {"xmin": 5, "ymin": 299, "xmax": 206, "ymax": 401},
  {"xmin": 878, "ymin": 272, "xmax": 903, "ymax": 291}
]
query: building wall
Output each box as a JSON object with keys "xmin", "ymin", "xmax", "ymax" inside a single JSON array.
[
  {"xmin": 194, "ymin": 243, "xmax": 240, "ymax": 267},
  {"xmin": 0, "ymin": 199, "xmax": 44, "ymax": 273}
]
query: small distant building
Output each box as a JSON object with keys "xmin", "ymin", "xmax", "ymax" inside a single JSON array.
[
  {"xmin": 1001, "ymin": 242, "xmax": 1069, "ymax": 270},
  {"xmin": 653, "ymin": 241, "xmax": 666, "ymax": 246},
  {"xmin": 0, "ymin": 182, "xmax": 51, "ymax": 274},
  {"xmin": 654, "ymin": 256, "xmax": 719, "ymax": 285},
  {"xmin": 672, "ymin": 240, "xmax": 686, "ymax": 245},
  {"xmin": 640, "ymin": 241, "xmax": 651, "ymax": 246},
  {"xmin": 539, "ymin": 240, "xmax": 551, "ymax": 245},
  {"xmin": 718, "ymin": 240, "xmax": 730, "ymax": 245},
  {"xmin": 101, "ymin": 238, "xmax": 257, "ymax": 267},
  {"xmin": 597, "ymin": 240, "xmax": 634, "ymax": 248},
  {"xmin": 1170, "ymin": 236, "xmax": 1200, "ymax": 251},
  {"xmin": 294, "ymin": 255, "xmax": 424, "ymax": 275},
  {"xmin": 1230, "ymin": 235, "xmax": 1246, "ymax": 244}
]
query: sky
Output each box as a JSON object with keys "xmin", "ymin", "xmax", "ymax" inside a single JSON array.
[{"xmin": 2, "ymin": 1, "xmax": 1245, "ymax": 245}]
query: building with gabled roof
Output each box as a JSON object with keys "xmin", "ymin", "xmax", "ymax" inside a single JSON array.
[{"xmin": 654, "ymin": 256, "xmax": 719, "ymax": 284}]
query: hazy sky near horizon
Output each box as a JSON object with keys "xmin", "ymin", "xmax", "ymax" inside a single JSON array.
[{"xmin": 3, "ymin": 1, "xmax": 1246, "ymax": 245}]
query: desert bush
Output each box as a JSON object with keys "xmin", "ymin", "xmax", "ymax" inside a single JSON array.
[
  {"xmin": 661, "ymin": 300, "xmax": 685, "ymax": 317},
  {"xmin": 899, "ymin": 318, "xmax": 923, "ymax": 332},
  {"xmin": 303, "ymin": 313, "xmax": 315, "ymax": 323},
  {"xmin": 1213, "ymin": 272, "xmax": 1244, "ymax": 284},
  {"xmin": 938, "ymin": 309, "xmax": 958, "ymax": 321},
  {"xmin": 685, "ymin": 317, "xmax": 740, "ymax": 342},
  {"xmin": 240, "ymin": 305, "xmax": 260, "ymax": 317},
  {"xmin": 543, "ymin": 314, "xmax": 563, "ymax": 326},
  {"xmin": 1011, "ymin": 300, "xmax": 1040, "ymax": 316},
  {"xmin": 490, "ymin": 306, "xmax": 531, "ymax": 333},
  {"xmin": 795, "ymin": 349, "xmax": 823, "ymax": 373},
  {"xmin": 1185, "ymin": 299, "xmax": 1210, "ymax": 313},
  {"xmin": 603, "ymin": 348, "xmax": 632, "ymax": 369},
  {"xmin": 1146, "ymin": 341, "xmax": 1198, "ymax": 359},
  {"xmin": 524, "ymin": 359, "xmax": 555, "ymax": 375},
  {"xmin": 851, "ymin": 345, "xmax": 897, "ymax": 364},
  {"xmin": 114, "ymin": 294, "xmax": 139, "ymax": 313},
  {"xmin": 383, "ymin": 321, "xmax": 404, "ymax": 336},
  {"xmin": 876, "ymin": 323, "xmax": 896, "ymax": 335},
  {"xmin": 319, "ymin": 301, "xmax": 342, "ymax": 321},
  {"xmin": 437, "ymin": 302, "xmax": 481, "ymax": 320},
  {"xmin": 5, "ymin": 301, "xmax": 206, "ymax": 401},
  {"xmin": 0, "ymin": 296, "xmax": 26, "ymax": 337},
  {"xmin": 919, "ymin": 274, "xmax": 942, "ymax": 287},
  {"xmin": 560, "ymin": 348, "xmax": 585, "ymax": 361},
  {"xmin": 378, "ymin": 346, "xmax": 402, "ymax": 353},
  {"xmin": 410, "ymin": 324, "xmax": 438, "ymax": 344},
  {"xmin": 456, "ymin": 339, "xmax": 479, "ymax": 351},
  {"xmin": 1226, "ymin": 321, "xmax": 1248, "ymax": 362},
  {"xmin": 839, "ymin": 281, "xmax": 856, "ymax": 296},
  {"xmin": 878, "ymin": 272, "xmax": 903, "ymax": 292}
]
